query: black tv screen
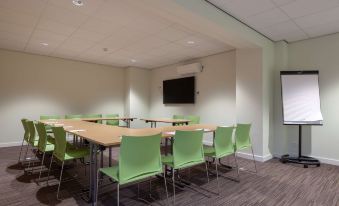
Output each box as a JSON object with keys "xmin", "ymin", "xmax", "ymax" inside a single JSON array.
[{"xmin": 163, "ymin": 76, "xmax": 195, "ymax": 104}]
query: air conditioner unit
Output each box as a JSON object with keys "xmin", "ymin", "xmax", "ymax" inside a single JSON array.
[{"xmin": 177, "ymin": 63, "xmax": 203, "ymax": 75}]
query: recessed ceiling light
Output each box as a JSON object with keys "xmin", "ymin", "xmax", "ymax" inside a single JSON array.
[
  {"xmin": 187, "ymin": 41, "xmax": 195, "ymax": 44},
  {"xmin": 72, "ymin": 0, "xmax": 83, "ymax": 6},
  {"xmin": 131, "ymin": 59, "xmax": 136, "ymax": 63},
  {"xmin": 40, "ymin": 42, "xmax": 48, "ymax": 46}
]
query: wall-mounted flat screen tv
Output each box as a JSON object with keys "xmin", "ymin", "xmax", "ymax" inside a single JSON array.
[{"xmin": 163, "ymin": 76, "xmax": 195, "ymax": 104}]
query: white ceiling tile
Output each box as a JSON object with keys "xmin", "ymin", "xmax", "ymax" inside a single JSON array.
[
  {"xmin": 30, "ymin": 29, "xmax": 68, "ymax": 45},
  {"xmin": 58, "ymin": 37, "xmax": 95, "ymax": 53},
  {"xmin": 294, "ymin": 7, "xmax": 339, "ymax": 29},
  {"xmin": 0, "ymin": 21, "xmax": 33, "ymax": 37},
  {"xmin": 0, "ymin": 30, "xmax": 30, "ymax": 44},
  {"xmin": 244, "ymin": 8, "xmax": 289, "ymax": 29},
  {"xmin": 0, "ymin": 39, "xmax": 26, "ymax": 51},
  {"xmin": 210, "ymin": 0, "xmax": 275, "ymax": 18},
  {"xmin": 302, "ymin": 20, "xmax": 339, "ymax": 38},
  {"xmin": 259, "ymin": 20, "xmax": 302, "ymax": 41},
  {"xmin": 271, "ymin": 0, "xmax": 296, "ymax": 6},
  {"xmin": 155, "ymin": 25, "xmax": 191, "ymax": 42},
  {"xmin": 80, "ymin": 18, "xmax": 122, "ymax": 36},
  {"xmin": 49, "ymin": 0, "xmax": 104, "ymax": 15},
  {"xmin": 25, "ymin": 41, "xmax": 56, "ymax": 55},
  {"xmin": 282, "ymin": 29, "xmax": 308, "ymax": 42},
  {"xmin": 42, "ymin": 4, "xmax": 89, "ymax": 27},
  {"xmin": 0, "ymin": 0, "xmax": 47, "ymax": 16},
  {"xmin": 124, "ymin": 37, "xmax": 170, "ymax": 53},
  {"xmin": 71, "ymin": 29, "xmax": 109, "ymax": 42},
  {"xmin": 280, "ymin": 0, "xmax": 339, "ymax": 19},
  {"xmin": 0, "ymin": 7, "xmax": 39, "ymax": 27},
  {"xmin": 37, "ymin": 19, "xmax": 77, "ymax": 36}
]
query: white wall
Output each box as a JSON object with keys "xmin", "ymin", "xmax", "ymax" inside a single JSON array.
[
  {"xmin": 236, "ymin": 48, "xmax": 264, "ymax": 159},
  {"xmin": 125, "ymin": 67, "xmax": 151, "ymax": 128},
  {"xmin": 0, "ymin": 49, "xmax": 125, "ymax": 146},
  {"xmin": 274, "ymin": 33, "xmax": 339, "ymax": 165},
  {"xmin": 271, "ymin": 34, "xmax": 339, "ymax": 165},
  {"xmin": 149, "ymin": 51, "xmax": 236, "ymax": 144}
]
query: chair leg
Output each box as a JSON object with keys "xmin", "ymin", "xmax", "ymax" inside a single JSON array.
[
  {"xmin": 215, "ymin": 159, "xmax": 220, "ymax": 195},
  {"xmin": 205, "ymin": 161, "xmax": 210, "ymax": 183},
  {"xmin": 18, "ymin": 138, "xmax": 25, "ymax": 163},
  {"xmin": 38, "ymin": 152, "xmax": 46, "ymax": 185},
  {"xmin": 250, "ymin": 146, "xmax": 258, "ymax": 173},
  {"xmin": 163, "ymin": 171, "xmax": 169, "ymax": 206},
  {"xmin": 47, "ymin": 155, "xmax": 54, "ymax": 186},
  {"xmin": 96, "ymin": 170, "xmax": 100, "ymax": 204},
  {"xmin": 233, "ymin": 153, "xmax": 240, "ymax": 181},
  {"xmin": 117, "ymin": 184, "xmax": 120, "ymax": 206},
  {"xmin": 172, "ymin": 169, "xmax": 175, "ymax": 206},
  {"xmin": 57, "ymin": 161, "xmax": 65, "ymax": 200},
  {"xmin": 23, "ymin": 143, "xmax": 29, "ymax": 163}
]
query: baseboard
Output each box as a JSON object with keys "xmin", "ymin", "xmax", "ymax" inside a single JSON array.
[
  {"xmin": 273, "ymin": 153, "xmax": 339, "ymax": 166},
  {"xmin": 0, "ymin": 141, "xmax": 22, "ymax": 148},
  {"xmin": 236, "ymin": 152, "xmax": 273, "ymax": 162}
]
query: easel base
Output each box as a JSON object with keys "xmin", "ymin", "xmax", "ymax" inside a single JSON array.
[{"xmin": 281, "ymin": 154, "xmax": 321, "ymax": 168}]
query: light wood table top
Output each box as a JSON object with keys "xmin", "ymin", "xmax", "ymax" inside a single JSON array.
[
  {"xmin": 140, "ymin": 118, "xmax": 190, "ymax": 124},
  {"xmin": 40, "ymin": 119, "xmax": 216, "ymax": 147}
]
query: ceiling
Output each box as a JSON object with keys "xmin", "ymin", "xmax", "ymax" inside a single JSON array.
[
  {"xmin": 0, "ymin": 0, "xmax": 234, "ymax": 69},
  {"xmin": 207, "ymin": 0, "xmax": 339, "ymax": 42}
]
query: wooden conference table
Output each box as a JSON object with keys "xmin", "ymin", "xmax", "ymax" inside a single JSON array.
[
  {"xmin": 141, "ymin": 118, "xmax": 190, "ymax": 127},
  {"xmin": 41, "ymin": 118, "xmax": 216, "ymax": 205},
  {"xmin": 74, "ymin": 117, "xmax": 136, "ymax": 128}
]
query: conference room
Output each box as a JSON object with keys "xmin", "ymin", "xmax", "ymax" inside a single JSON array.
[{"xmin": 1, "ymin": 0, "xmax": 339, "ymax": 206}]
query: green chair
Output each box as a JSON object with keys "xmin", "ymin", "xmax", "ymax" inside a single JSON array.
[
  {"xmin": 96, "ymin": 133, "xmax": 169, "ymax": 206},
  {"xmin": 25, "ymin": 120, "xmax": 41, "ymax": 171},
  {"xmin": 234, "ymin": 124, "xmax": 257, "ymax": 173},
  {"xmin": 186, "ymin": 115, "xmax": 200, "ymax": 125},
  {"xmin": 18, "ymin": 119, "xmax": 30, "ymax": 163},
  {"xmin": 40, "ymin": 115, "xmax": 63, "ymax": 133},
  {"xmin": 40, "ymin": 115, "xmax": 62, "ymax": 120},
  {"xmin": 106, "ymin": 114, "xmax": 119, "ymax": 126},
  {"xmin": 162, "ymin": 130, "xmax": 208, "ymax": 205},
  {"xmin": 47, "ymin": 126, "xmax": 89, "ymax": 200},
  {"xmin": 65, "ymin": 114, "xmax": 83, "ymax": 120},
  {"xmin": 35, "ymin": 122, "xmax": 55, "ymax": 184},
  {"xmin": 203, "ymin": 126, "xmax": 239, "ymax": 194},
  {"xmin": 173, "ymin": 115, "xmax": 185, "ymax": 125},
  {"xmin": 83, "ymin": 114, "xmax": 103, "ymax": 124}
]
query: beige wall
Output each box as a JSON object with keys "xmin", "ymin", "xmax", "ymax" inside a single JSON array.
[
  {"xmin": 285, "ymin": 34, "xmax": 339, "ymax": 165},
  {"xmin": 271, "ymin": 34, "xmax": 339, "ymax": 165},
  {"xmin": 0, "ymin": 49, "xmax": 125, "ymax": 146},
  {"xmin": 236, "ymin": 48, "xmax": 264, "ymax": 158},
  {"xmin": 149, "ymin": 51, "xmax": 236, "ymax": 144}
]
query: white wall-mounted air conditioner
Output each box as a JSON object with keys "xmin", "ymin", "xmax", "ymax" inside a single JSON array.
[{"xmin": 177, "ymin": 62, "xmax": 203, "ymax": 75}]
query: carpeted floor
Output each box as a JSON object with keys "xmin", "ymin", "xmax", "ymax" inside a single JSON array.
[{"xmin": 0, "ymin": 145, "xmax": 338, "ymax": 206}]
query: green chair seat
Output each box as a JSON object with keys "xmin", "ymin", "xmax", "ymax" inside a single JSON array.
[
  {"xmin": 203, "ymin": 145, "xmax": 216, "ymax": 156},
  {"xmin": 162, "ymin": 154, "xmax": 205, "ymax": 170},
  {"xmin": 64, "ymin": 147, "xmax": 89, "ymax": 160},
  {"xmin": 99, "ymin": 165, "xmax": 162, "ymax": 185}
]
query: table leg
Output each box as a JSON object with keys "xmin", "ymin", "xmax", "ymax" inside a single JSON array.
[
  {"xmin": 109, "ymin": 147, "xmax": 112, "ymax": 167},
  {"xmin": 88, "ymin": 142, "xmax": 98, "ymax": 205}
]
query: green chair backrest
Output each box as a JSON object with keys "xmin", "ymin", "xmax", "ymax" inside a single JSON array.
[
  {"xmin": 214, "ymin": 126, "xmax": 235, "ymax": 158},
  {"xmin": 235, "ymin": 124, "xmax": 252, "ymax": 150},
  {"xmin": 52, "ymin": 127, "xmax": 67, "ymax": 161},
  {"xmin": 40, "ymin": 115, "xmax": 62, "ymax": 120},
  {"xmin": 83, "ymin": 114, "xmax": 103, "ymax": 124},
  {"xmin": 35, "ymin": 122, "xmax": 50, "ymax": 152},
  {"xmin": 27, "ymin": 120, "xmax": 38, "ymax": 145},
  {"xmin": 65, "ymin": 114, "xmax": 83, "ymax": 119},
  {"xmin": 119, "ymin": 134, "xmax": 162, "ymax": 184},
  {"xmin": 186, "ymin": 115, "xmax": 200, "ymax": 125},
  {"xmin": 106, "ymin": 114, "xmax": 119, "ymax": 126},
  {"xmin": 173, "ymin": 130, "xmax": 204, "ymax": 169},
  {"xmin": 173, "ymin": 115, "xmax": 185, "ymax": 119},
  {"xmin": 21, "ymin": 119, "xmax": 29, "ymax": 142}
]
